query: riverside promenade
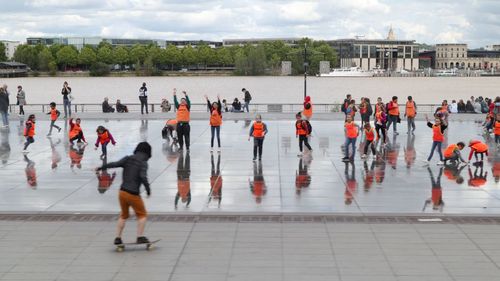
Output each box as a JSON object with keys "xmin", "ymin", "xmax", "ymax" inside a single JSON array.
[{"xmin": 1, "ymin": 113, "xmax": 500, "ymax": 281}]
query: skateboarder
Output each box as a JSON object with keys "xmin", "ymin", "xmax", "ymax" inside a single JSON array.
[{"xmin": 96, "ymin": 142, "xmax": 152, "ymax": 246}]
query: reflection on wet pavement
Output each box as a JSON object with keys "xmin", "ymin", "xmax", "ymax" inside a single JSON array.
[{"xmin": 0, "ymin": 119, "xmax": 499, "ymax": 214}]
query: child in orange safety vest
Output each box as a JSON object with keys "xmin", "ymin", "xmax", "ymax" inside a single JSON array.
[
  {"xmin": 248, "ymin": 114, "xmax": 268, "ymax": 161},
  {"xmin": 22, "ymin": 114, "xmax": 36, "ymax": 153},
  {"xmin": 206, "ymin": 94, "xmax": 222, "ymax": 152},
  {"xmin": 343, "ymin": 115, "xmax": 359, "ymax": 162},
  {"xmin": 46, "ymin": 102, "xmax": 61, "ymax": 136},
  {"xmin": 69, "ymin": 118, "xmax": 86, "ymax": 144},
  {"xmin": 95, "ymin": 126, "xmax": 116, "ymax": 159},
  {"xmin": 494, "ymin": 113, "xmax": 500, "ymax": 146},
  {"xmin": 405, "ymin": 96, "xmax": 417, "ymax": 135},
  {"xmin": 361, "ymin": 123, "xmax": 376, "ymax": 159},
  {"xmin": 173, "ymin": 88, "xmax": 191, "ymax": 151},
  {"xmin": 295, "ymin": 112, "xmax": 312, "ymax": 156},
  {"xmin": 424, "ymin": 115, "xmax": 447, "ymax": 166},
  {"xmin": 468, "ymin": 140, "xmax": 488, "ymax": 161},
  {"xmin": 443, "ymin": 142, "xmax": 466, "ymax": 165}
]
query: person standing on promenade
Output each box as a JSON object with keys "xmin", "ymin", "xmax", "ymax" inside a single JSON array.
[
  {"xmin": 0, "ymin": 87, "xmax": 9, "ymax": 128},
  {"xmin": 248, "ymin": 114, "xmax": 268, "ymax": 161},
  {"xmin": 361, "ymin": 123, "xmax": 376, "ymax": 159},
  {"xmin": 303, "ymin": 96, "xmax": 313, "ymax": 120},
  {"xmin": 386, "ymin": 96, "xmax": 400, "ymax": 135},
  {"xmin": 69, "ymin": 118, "xmax": 86, "ymax": 144},
  {"xmin": 242, "ymin": 88, "xmax": 252, "ymax": 113},
  {"xmin": 423, "ymin": 115, "xmax": 447, "ymax": 166},
  {"xmin": 22, "ymin": 114, "xmax": 36, "ymax": 153},
  {"xmin": 95, "ymin": 142, "xmax": 152, "ymax": 246},
  {"xmin": 494, "ymin": 114, "xmax": 500, "ymax": 146},
  {"xmin": 95, "ymin": 126, "xmax": 116, "ymax": 159},
  {"xmin": 341, "ymin": 94, "xmax": 352, "ymax": 117},
  {"xmin": 139, "ymin": 82, "xmax": 148, "ymax": 115},
  {"xmin": 295, "ymin": 112, "xmax": 312, "ymax": 157},
  {"xmin": 206, "ymin": 94, "xmax": 222, "ymax": 152},
  {"xmin": 360, "ymin": 97, "xmax": 372, "ymax": 128},
  {"xmin": 16, "ymin": 85, "xmax": 26, "ymax": 116},
  {"xmin": 174, "ymin": 89, "xmax": 191, "ymax": 151},
  {"xmin": 61, "ymin": 81, "xmax": 72, "ymax": 118},
  {"xmin": 374, "ymin": 103, "xmax": 387, "ymax": 144},
  {"xmin": 343, "ymin": 115, "xmax": 359, "ymax": 162},
  {"xmin": 405, "ymin": 96, "xmax": 417, "ymax": 135},
  {"xmin": 46, "ymin": 102, "xmax": 61, "ymax": 136}
]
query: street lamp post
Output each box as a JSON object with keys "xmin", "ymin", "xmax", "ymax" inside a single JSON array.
[{"xmin": 303, "ymin": 43, "xmax": 308, "ymax": 99}]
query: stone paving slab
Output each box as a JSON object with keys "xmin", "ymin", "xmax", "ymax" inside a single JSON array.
[{"xmin": 0, "ymin": 220, "xmax": 500, "ymax": 281}]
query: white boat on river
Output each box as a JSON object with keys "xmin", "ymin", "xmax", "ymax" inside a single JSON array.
[{"xmin": 319, "ymin": 67, "xmax": 374, "ymax": 77}]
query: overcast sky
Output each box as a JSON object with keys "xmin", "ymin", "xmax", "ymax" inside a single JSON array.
[{"xmin": 0, "ymin": 0, "xmax": 498, "ymax": 48}]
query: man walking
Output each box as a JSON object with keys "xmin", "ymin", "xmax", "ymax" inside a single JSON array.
[
  {"xmin": 139, "ymin": 82, "xmax": 148, "ymax": 115},
  {"xmin": 242, "ymin": 88, "xmax": 252, "ymax": 113}
]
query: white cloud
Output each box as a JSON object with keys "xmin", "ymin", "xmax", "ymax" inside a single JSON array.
[
  {"xmin": 279, "ymin": 2, "xmax": 321, "ymax": 22},
  {"xmin": 435, "ymin": 31, "xmax": 464, "ymax": 43}
]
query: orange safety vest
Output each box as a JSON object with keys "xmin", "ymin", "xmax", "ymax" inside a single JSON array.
[
  {"xmin": 253, "ymin": 122, "xmax": 264, "ymax": 138},
  {"xmin": 406, "ymin": 101, "xmax": 416, "ymax": 118},
  {"xmin": 388, "ymin": 102, "xmax": 399, "ymax": 116},
  {"xmin": 24, "ymin": 120, "xmax": 35, "ymax": 137},
  {"xmin": 69, "ymin": 123, "xmax": 82, "ymax": 139},
  {"xmin": 210, "ymin": 109, "xmax": 222, "ymax": 127},
  {"xmin": 303, "ymin": 102, "xmax": 313, "ymax": 118},
  {"xmin": 296, "ymin": 120, "xmax": 307, "ymax": 136},
  {"xmin": 178, "ymin": 180, "xmax": 190, "ymax": 199},
  {"xmin": 345, "ymin": 122, "xmax": 358, "ymax": 138},
  {"xmin": 50, "ymin": 109, "xmax": 58, "ymax": 121},
  {"xmin": 444, "ymin": 144, "xmax": 458, "ymax": 158},
  {"xmin": 431, "ymin": 188, "xmax": 442, "ymax": 205},
  {"xmin": 210, "ymin": 176, "xmax": 222, "ymax": 195},
  {"xmin": 166, "ymin": 119, "xmax": 177, "ymax": 126},
  {"xmin": 495, "ymin": 121, "xmax": 500, "ymax": 136},
  {"xmin": 365, "ymin": 128, "xmax": 375, "ymax": 141},
  {"xmin": 98, "ymin": 174, "xmax": 113, "ymax": 188},
  {"xmin": 253, "ymin": 181, "xmax": 265, "ymax": 196},
  {"xmin": 471, "ymin": 142, "xmax": 488, "ymax": 153},
  {"xmin": 432, "ymin": 124, "xmax": 444, "ymax": 142},
  {"xmin": 98, "ymin": 131, "xmax": 110, "ymax": 144},
  {"xmin": 176, "ymin": 104, "xmax": 190, "ymax": 122}
]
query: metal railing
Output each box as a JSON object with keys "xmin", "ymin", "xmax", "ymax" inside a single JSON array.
[{"xmin": 8, "ymin": 103, "xmax": 448, "ymax": 114}]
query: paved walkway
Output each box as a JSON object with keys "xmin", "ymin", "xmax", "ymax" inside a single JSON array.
[
  {"xmin": 0, "ymin": 118, "xmax": 499, "ymax": 215},
  {"xmin": 1, "ymin": 219, "xmax": 500, "ymax": 281}
]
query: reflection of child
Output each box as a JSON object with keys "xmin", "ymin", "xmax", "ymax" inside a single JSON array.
[
  {"xmin": 468, "ymin": 164, "xmax": 488, "ymax": 188},
  {"xmin": 424, "ymin": 167, "xmax": 444, "ymax": 211},
  {"xmin": 24, "ymin": 155, "xmax": 37, "ymax": 188},
  {"xmin": 250, "ymin": 161, "xmax": 266, "ymax": 204},
  {"xmin": 96, "ymin": 168, "xmax": 116, "ymax": 194}
]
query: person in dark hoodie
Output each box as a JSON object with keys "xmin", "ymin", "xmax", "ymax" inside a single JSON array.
[{"xmin": 96, "ymin": 142, "xmax": 152, "ymax": 245}]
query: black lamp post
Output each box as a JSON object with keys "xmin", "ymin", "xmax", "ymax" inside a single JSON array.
[{"xmin": 303, "ymin": 43, "xmax": 308, "ymax": 99}]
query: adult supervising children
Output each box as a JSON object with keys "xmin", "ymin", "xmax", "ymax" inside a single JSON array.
[
  {"xmin": 61, "ymin": 81, "xmax": 72, "ymax": 118},
  {"xmin": 206, "ymin": 95, "xmax": 222, "ymax": 152},
  {"xmin": 248, "ymin": 114, "xmax": 268, "ymax": 161},
  {"xmin": 96, "ymin": 142, "xmax": 152, "ymax": 246},
  {"xmin": 174, "ymin": 89, "xmax": 191, "ymax": 151},
  {"xmin": 139, "ymin": 82, "xmax": 148, "ymax": 115}
]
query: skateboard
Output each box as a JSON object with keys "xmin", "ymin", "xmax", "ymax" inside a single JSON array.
[{"xmin": 115, "ymin": 239, "xmax": 160, "ymax": 252}]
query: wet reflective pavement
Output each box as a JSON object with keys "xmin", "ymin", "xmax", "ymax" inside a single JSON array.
[{"xmin": 0, "ymin": 119, "xmax": 499, "ymax": 215}]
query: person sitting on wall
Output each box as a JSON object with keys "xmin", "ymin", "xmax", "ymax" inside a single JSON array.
[
  {"xmin": 231, "ymin": 98, "xmax": 243, "ymax": 112},
  {"xmin": 102, "ymin": 97, "xmax": 115, "ymax": 113},
  {"xmin": 116, "ymin": 99, "xmax": 128, "ymax": 113}
]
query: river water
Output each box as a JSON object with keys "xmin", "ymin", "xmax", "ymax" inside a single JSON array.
[{"xmin": 1, "ymin": 76, "xmax": 499, "ymax": 104}]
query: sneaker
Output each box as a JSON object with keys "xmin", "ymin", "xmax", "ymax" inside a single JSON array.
[
  {"xmin": 437, "ymin": 161, "xmax": 444, "ymax": 166},
  {"xmin": 253, "ymin": 157, "xmax": 257, "ymax": 161},
  {"xmin": 210, "ymin": 148, "xmax": 214, "ymax": 153},
  {"xmin": 217, "ymin": 148, "xmax": 221, "ymax": 153},
  {"xmin": 22, "ymin": 150, "xmax": 29, "ymax": 154},
  {"xmin": 258, "ymin": 158, "xmax": 262, "ymax": 161},
  {"xmin": 136, "ymin": 236, "xmax": 150, "ymax": 244},
  {"xmin": 46, "ymin": 133, "xmax": 52, "ymax": 137},
  {"xmin": 297, "ymin": 152, "xmax": 303, "ymax": 157},
  {"xmin": 422, "ymin": 160, "xmax": 430, "ymax": 166},
  {"xmin": 114, "ymin": 237, "xmax": 123, "ymax": 245},
  {"xmin": 361, "ymin": 154, "xmax": 367, "ymax": 159}
]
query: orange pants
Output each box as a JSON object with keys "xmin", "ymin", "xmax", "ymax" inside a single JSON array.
[{"xmin": 119, "ymin": 190, "xmax": 147, "ymax": 219}]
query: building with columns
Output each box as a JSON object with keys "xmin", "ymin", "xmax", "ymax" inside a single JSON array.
[{"xmin": 435, "ymin": 43, "xmax": 500, "ymax": 70}]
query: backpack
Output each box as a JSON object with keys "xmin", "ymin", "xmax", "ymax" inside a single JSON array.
[
  {"xmin": 367, "ymin": 104, "xmax": 373, "ymax": 116},
  {"xmin": 341, "ymin": 100, "xmax": 348, "ymax": 113},
  {"xmin": 304, "ymin": 120, "xmax": 312, "ymax": 134}
]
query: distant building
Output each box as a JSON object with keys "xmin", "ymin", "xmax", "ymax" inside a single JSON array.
[
  {"xmin": 435, "ymin": 43, "xmax": 500, "ymax": 69},
  {"xmin": 223, "ymin": 38, "xmax": 302, "ymax": 47},
  {"xmin": 0, "ymin": 40, "xmax": 21, "ymax": 59},
  {"xmin": 0, "ymin": 62, "xmax": 28, "ymax": 77},
  {"xmin": 26, "ymin": 37, "xmax": 166, "ymax": 50},
  {"xmin": 325, "ymin": 28, "xmax": 419, "ymax": 71},
  {"xmin": 485, "ymin": 45, "xmax": 500, "ymax": 51},
  {"xmin": 166, "ymin": 40, "xmax": 222, "ymax": 48}
]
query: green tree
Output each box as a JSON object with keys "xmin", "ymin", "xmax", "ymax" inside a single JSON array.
[
  {"xmin": 13, "ymin": 45, "xmax": 39, "ymax": 70},
  {"xmin": 181, "ymin": 45, "xmax": 197, "ymax": 66},
  {"xmin": 56, "ymin": 45, "xmax": 78, "ymax": 70},
  {"xmin": 247, "ymin": 45, "xmax": 267, "ymax": 75},
  {"xmin": 113, "ymin": 46, "xmax": 129, "ymax": 67},
  {"xmin": 97, "ymin": 46, "xmax": 114, "ymax": 64},
  {"xmin": 48, "ymin": 61, "xmax": 58, "ymax": 76},
  {"xmin": 0, "ymin": 42, "xmax": 7, "ymax": 61},
  {"xmin": 78, "ymin": 45, "xmax": 97, "ymax": 69},
  {"xmin": 38, "ymin": 47, "xmax": 54, "ymax": 71},
  {"xmin": 49, "ymin": 44, "xmax": 63, "ymax": 58},
  {"xmin": 197, "ymin": 45, "xmax": 216, "ymax": 67},
  {"xmin": 216, "ymin": 47, "xmax": 233, "ymax": 66},
  {"xmin": 147, "ymin": 46, "xmax": 163, "ymax": 68},
  {"xmin": 234, "ymin": 49, "xmax": 248, "ymax": 75},
  {"xmin": 130, "ymin": 44, "xmax": 147, "ymax": 65},
  {"xmin": 164, "ymin": 45, "xmax": 181, "ymax": 70}
]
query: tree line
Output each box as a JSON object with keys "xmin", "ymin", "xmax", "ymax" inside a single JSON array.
[{"xmin": 11, "ymin": 38, "xmax": 338, "ymax": 76}]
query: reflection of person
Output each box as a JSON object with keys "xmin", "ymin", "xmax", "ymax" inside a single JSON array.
[
  {"xmin": 69, "ymin": 143, "xmax": 86, "ymax": 170},
  {"xmin": 362, "ymin": 161, "xmax": 374, "ymax": 192},
  {"xmin": 96, "ymin": 142, "xmax": 152, "ymax": 246},
  {"xmin": 386, "ymin": 135, "xmax": 400, "ymax": 170},
  {"xmin": 468, "ymin": 162, "xmax": 488, "ymax": 188},
  {"xmin": 208, "ymin": 154, "xmax": 222, "ymax": 206},
  {"xmin": 423, "ymin": 167, "xmax": 444, "ymax": 211},
  {"xmin": 24, "ymin": 154, "xmax": 37, "ymax": 188},
  {"xmin": 249, "ymin": 161, "xmax": 266, "ymax": 203},
  {"xmin": 96, "ymin": 158, "xmax": 116, "ymax": 194},
  {"xmin": 295, "ymin": 157, "xmax": 312, "ymax": 195},
  {"xmin": 491, "ymin": 156, "xmax": 500, "ymax": 183},
  {"xmin": 374, "ymin": 150, "xmax": 386, "ymax": 184},
  {"xmin": 344, "ymin": 162, "xmax": 357, "ymax": 205},
  {"xmin": 404, "ymin": 134, "xmax": 416, "ymax": 168},
  {"xmin": 443, "ymin": 163, "xmax": 465, "ymax": 184},
  {"xmin": 175, "ymin": 152, "xmax": 191, "ymax": 208},
  {"xmin": 49, "ymin": 138, "xmax": 61, "ymax": 169},
  {"xmin": 0, "ymin": 130, "xmax": 10, "ymax": 165}
]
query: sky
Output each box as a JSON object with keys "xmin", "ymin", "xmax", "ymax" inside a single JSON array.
[{"xmin": 0, "ymin": 0, "xmax": 499, "ymax": 48}]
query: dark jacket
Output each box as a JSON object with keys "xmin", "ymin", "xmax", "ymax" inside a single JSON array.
[
  {"xmin": 98, "ymin": 152, "xmax": 150, "ymax": 196},
  {"xmin": 0, "ymin": 91, "xmax": 8, "ymax": 112}
]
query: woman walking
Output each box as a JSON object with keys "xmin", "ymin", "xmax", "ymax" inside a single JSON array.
[
  {"xmin": 206, "ymin": 95, "xmax": 222, "ymax": 152},
  {"xmin": 16, "ymin": 86, "xmax": 26, "ymax": 116}
]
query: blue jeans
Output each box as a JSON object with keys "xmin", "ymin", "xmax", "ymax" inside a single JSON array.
[
  {"xmin": 243, "ymin": 101, "xmax": 250, "ymax": 112},
  {"xmin": 211, "ymin": 126, "xmax": 221, "ymax": 148},
  {"xmin": 63, "ymin": 99, "xmax": 71, "ymax": 118},
  {"xmin": 345, "ymin": 137, "xmax": 357, "ymax": 158},
  {"xmin": 386, "ymin": 115, "xmax": 398, "ymax": 132},
  {"xmin": 0, "ymin": 111, "xmax": 8, "ymax": 126},
  {"xmin": 427, "ymin": 141, "xmax": 443, "ymax": 161}
]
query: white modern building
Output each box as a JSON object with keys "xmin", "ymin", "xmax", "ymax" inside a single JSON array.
[{"xmin": 0, "ymin": 40, "xmax": 21, "ymax": 59}]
